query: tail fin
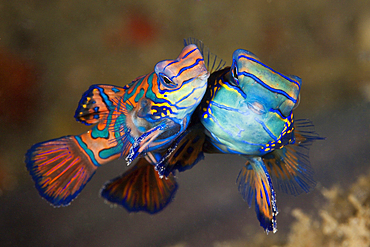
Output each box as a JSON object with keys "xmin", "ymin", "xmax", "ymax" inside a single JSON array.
[
  {"xmin": 237, "ymin": 157, "xmax": 278, "ymax": 233},
  {"xmin": 25, "ymin": 136, "xmax": 98, "ymax": 206},
  {"xmin": 263, "ymin": 119, "xmax": 324, "ymax": 196},
  {"xmin": 101, "ymin": 158, "xmax": 178, "ymax": 214}
]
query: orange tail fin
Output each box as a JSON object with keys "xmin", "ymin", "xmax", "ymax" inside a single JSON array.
[
  {"xmin": 101, "ymin": 157, "xmax": 178, "ymax": 214},
  {"xmin": 237, "ymin": 157, "xmax": 278, "ymax": 233},
  {"xmin": 25, "ymin": 136, "xmax": 98, "ymax": 206}
]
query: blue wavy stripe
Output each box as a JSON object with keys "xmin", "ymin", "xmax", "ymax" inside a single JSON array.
[
  {"xmin": 238, "ymin": 55, "xmax": 301, "ymax": 89},
  {"xmin": 97, "ymin": 87, "xmax": 112, "ymax": 108},
  {"xmin": 211, "ymin": 101, "xmax": 250, "ymax": 115},
  {"xmin": 162, "ymin": 60, "xmax": 178, "ymax": 71},
  {"xmin": 269, "ymin": 108, "xmax": 287, "ymax": 119},
  {"xmin": 170, "ymin": 58, "xmax": 204, "ymax": 80},
  {"xmin": 161, "ymin": 48, "xmax": 197, "ymax": 72},
  {"xmin": 208, "ymin": 113, "xmax": 261, "ymax": 146},
  {"xmin": 182, "ymin": 47, "xmax": 197, "ymax": 59},
  {"xmin": 226, "ymin": 83, "xmax": 247, "ymax": 98},
  {"xmin": 254, "ymin": 118, "xmax": 278, "ymax": 141},
  {"xmin": 239, "ymin": 71, "xmax": 297, "ymax": 104},
  {"xmin": 175, "ymin": 83, "xmax": 206, "ymax": 105}
]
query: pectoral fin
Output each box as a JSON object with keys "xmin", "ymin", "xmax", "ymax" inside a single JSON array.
[
  {"xmin": 155, "ymin": 123, "xmax": 205, "ymax": 178},
  {"xmin": 263, "ymin": 119, "xmax": 323, "ymax": 196},
  {"xmin": 100, "ymin": 158, "xmax": 178, "ymax": 214},
  {"xmin": 125, "ymin": 121, "xmax": 176, "ymax": 166},
  {"xmin": 236, "ymin": 157, "xmax": 278, "ymax": 233}
]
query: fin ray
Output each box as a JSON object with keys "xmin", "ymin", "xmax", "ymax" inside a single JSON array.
[
  {"xmin": 155, "ymin": 123, "xmax": 205, "ymax": 177},
  {"xmin": 263, "ymin": 119, "xmax": 324, "ymax": 196},
  {"xmin": 184, "ymin": 38, "xmax": 226, "ymax": 73},
  {"xmin": 25, "ymin": 136, "xmax": 97, "ymax": 206},
  {"xmin": 125, "ymin": 122, "xmax": 169, "ymax": 165},
  {"xmin": 237, "ymin": 157, "xmax": 278, "ymax": 233},
  {"xmin": 101, "ymin": 158, "xmax": 178, "ymax": 214},
  {"xmin": 74, "ymin": 84, "xmax": 126, "ymax": 125}
]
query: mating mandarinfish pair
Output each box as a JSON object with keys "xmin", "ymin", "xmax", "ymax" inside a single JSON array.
[
  {"xmin": 26, "ymin": 40, "xmax": 322, "ymax": 233},
  {"xmin": 151, "ymin": 39, "xmax": 323, "ymax": 233},
  {"xmin": 110, "ymin": 39, "xmax": 322, "ymax": 233}
]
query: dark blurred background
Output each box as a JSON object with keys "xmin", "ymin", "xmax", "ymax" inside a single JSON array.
[{"xmin": 1, "ymin": 0, "xmax": 370, "ymax": 246}]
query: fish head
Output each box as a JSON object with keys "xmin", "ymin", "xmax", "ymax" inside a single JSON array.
[
  {"xmin": 201, "ymin": 49, "xmax": 299, "ymax": 155},
  {"xmin": 230, "ymin": 49, "xmax": 301, "ymax": 117},
  {"xmin": 154, "ymin": 44, "xmax": 209, "ymax": 119}
]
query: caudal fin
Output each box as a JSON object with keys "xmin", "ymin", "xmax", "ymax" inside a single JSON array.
[
  {"xmin": 25, "ymin": 136, "xmax": 98, "ymax": 206},
  {"xmin": 101, "ymin": 158, "xmax": 178, "ymax": 214}
]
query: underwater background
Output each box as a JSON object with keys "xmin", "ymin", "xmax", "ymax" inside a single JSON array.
[{"xmin": 1, "ymin": 0, "xmax": 370, "ymax": 246}]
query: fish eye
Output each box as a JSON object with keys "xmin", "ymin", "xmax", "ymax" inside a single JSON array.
[
  {"xmin": 229, "ymin": 64, "xmax": 239, "ymax": 87},
  {"xmin": 232, "ymin": 66, "xmax": 238, "ymax": 80},
  {"xmin": 159, "ymin": 74, "xmax": 176, "ymax": 87},
  {"xmin": 162, "ymin": 75, "xmax": 172, "ymax": 84}
]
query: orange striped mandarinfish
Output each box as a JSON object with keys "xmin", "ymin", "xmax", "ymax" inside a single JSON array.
[{"xmin": 25, "ymin": 44, "xmax": 209, "ymax": 207}]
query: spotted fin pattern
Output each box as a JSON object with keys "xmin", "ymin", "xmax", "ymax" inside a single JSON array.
[{"xmin": 75, "ymin": 84, "xmax": 126, "ymax": 125}]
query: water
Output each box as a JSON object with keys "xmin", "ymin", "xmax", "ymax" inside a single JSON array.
[{"xmin": 1, "ymin": 0, "xmax": 370, "ymax": 246}]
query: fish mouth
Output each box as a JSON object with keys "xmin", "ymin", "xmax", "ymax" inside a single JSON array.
[
  {"xmin": 198, "ymin": 71, "xmax": 210, "ymax": 81},
  {"xmin": 210, "ymin": 101, "xmax": 251, "ymax": 115},
  {"xmin": 247, "ymin": 101, "xmax": 266, "ymax": 115}
]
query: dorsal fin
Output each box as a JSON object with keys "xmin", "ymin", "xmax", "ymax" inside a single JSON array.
[
  {"xmin": 184, "ymin": 38, "xmax": 226, "ymax": 73},
  {"xmin": 74, "ymin": 84, "xmax": 126, "ymax": 125}
]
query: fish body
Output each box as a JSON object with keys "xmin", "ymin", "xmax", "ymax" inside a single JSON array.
[
  {"xmin": 200, "ymin": 49, "xmax": 299, "ymax": 156},
  {"xmin": 196, "ymin": 49, "xmax": 321, "ymax": 233},
  {"xmin": 97, "ymin": 43, "xmax": 322, "ymax": 234},
  {"xmin": 25, "ymin": 44, "xmax": 209, "ymax": 207},
  {"xmin": 150, "ymin": 43, "xmax": 321, "ymax": 233},
  {"xmin": 26, "ymin": 39, "xmax": 322, "ymax": 233}
]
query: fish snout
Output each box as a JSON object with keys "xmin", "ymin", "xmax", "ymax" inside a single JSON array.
[{"xmin": 247, "ymin": 101, "xmax": 266, "ymax": 115}]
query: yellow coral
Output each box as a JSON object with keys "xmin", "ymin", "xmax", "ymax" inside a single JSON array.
[{"xmin": 286, "ymin": 172, "xmax": 370, "ymax": 247}]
